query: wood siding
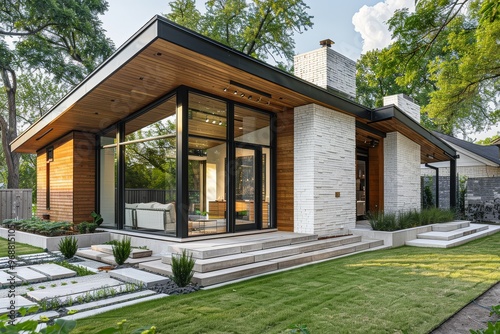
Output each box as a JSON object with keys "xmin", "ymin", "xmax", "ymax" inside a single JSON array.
[
  {"xmin": 276, "ymin": 109, "xmax": 294, "ymax": 231},
  {"xmin": 72, "ymin": 132, "xmax": 96, "ymax": 223},
  {"xmin": 36, "ymin": 132, "xmax": 95, "ymax": 223},
  {"xmin": 368, "ymin": 140, "xmax": 384, "ymax": 212}
]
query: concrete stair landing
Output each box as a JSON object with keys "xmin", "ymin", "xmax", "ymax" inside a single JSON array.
[
  {"xmin": 140, "ymin": 233, "xmax": 384, "ymax": 287},
  {"xmin": 406, "ymin": 221, "xmax": 500, "ymax": 248}
]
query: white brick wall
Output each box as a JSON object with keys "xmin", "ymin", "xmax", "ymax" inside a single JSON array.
[
  {"xmin": 294, "ymin": 47, "xmax": 356, "ymax": 98},
  {"xmin": 294, "ymin": 104, "xmax": 356, "ymax": 237},
  {"xmin": 384, "ymin": 132, "xmax": 421, "ymax": 213},
  {"xmin": 383, "ymin": 94, "xmax": 421, "ymax": 123}
]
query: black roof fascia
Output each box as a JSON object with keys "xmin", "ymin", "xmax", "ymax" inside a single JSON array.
[
  {"xmin": 356, "ymin": 121, "xmax": 386, "ymax": 138},
  {"xmin": 432, "ymin": 132, "xmax": 500, "ymax": 165},
  {"xmin": 373, "ymin": 104, "xmax": 457, "ymax": 159},
  {"xmin": 155, "ymin": 16, "xmax": 372, "ymax": 119}
]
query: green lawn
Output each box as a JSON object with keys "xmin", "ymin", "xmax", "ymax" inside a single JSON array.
[
  {"xmin": 73, "ymin": 233, "xmax": 500, "ymax": 333},
  {"xmin": 0, "ymin": 237, "xmax": 44, "ymax": 257}
]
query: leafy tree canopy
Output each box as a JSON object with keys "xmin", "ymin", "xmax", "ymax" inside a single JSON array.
[
  {"xmin": 0, "ymin": 0, "xmax": 114, "ymax": 188},
  {"xmin": 356, "ymin": 0, "xmax": 499, "ymax": 138},
  {"xmin": 165, "ymin": 0, "xmax": 313, "ymax": 68}
]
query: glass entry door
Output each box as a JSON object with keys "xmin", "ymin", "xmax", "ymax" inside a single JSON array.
[{"xmin": 234, "ymin": 146, "xmax": 263, "ymax": 231}]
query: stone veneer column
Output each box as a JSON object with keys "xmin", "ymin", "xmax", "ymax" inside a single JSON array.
[
  {"xmin": 384, "ymin": 132, "xmax": 421, "ymax": 213},
  {"xmin": 294, "ymin": 104, "xmax": 356, "ymax": 237}
]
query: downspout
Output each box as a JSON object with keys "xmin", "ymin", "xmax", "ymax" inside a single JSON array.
[{"xmin": 425, "ymin": 164, "xmax": 439, "ymax": 208}]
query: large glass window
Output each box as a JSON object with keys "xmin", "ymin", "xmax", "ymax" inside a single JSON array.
[
  {"xmin": 188, "ymin": 93, "xmax": 227, "ymax": 235},
  {"xmin": 99, "ymin": 129, "xmax": 117, "ymax": 228},
  {"xmin": 122, "ymin": 96, "xmax": 177, "ymax": 235},
  {"xmin": 234, "ymin": 105, "xmax": 270, "ymax": 145}
]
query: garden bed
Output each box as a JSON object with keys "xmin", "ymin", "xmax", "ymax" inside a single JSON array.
[{"xmin": 0, "ymin": 227, "xmax": 110, "ymax": 251}]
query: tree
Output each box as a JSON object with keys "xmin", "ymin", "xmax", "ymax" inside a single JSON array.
[
  {"xmin": 165, "ymin": 0, "xmax": 313, "ymax": 68},
  {"xmin": 0, "ymin": 0, "xmax": 114, "ymax": 189},
  {"xmin": 475, "ymin": 134, "xmax": 500, "ymax": 145},
  {"xmin": 357, "ymin": 0, "xmax": 500, "ymax": 137}
]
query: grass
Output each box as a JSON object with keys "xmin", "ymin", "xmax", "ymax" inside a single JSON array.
[
  {"xmin": 0, "ymin": 237, "xmax": 44, "ymax": 257},
  {"xmin": 73, "ymin": 232, "xmax": 500, "ymax": 334}
]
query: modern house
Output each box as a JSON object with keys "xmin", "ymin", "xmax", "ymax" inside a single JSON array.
[{"xmin": 11, "ymin": 16, "xmax": 458, "ymax": 239}]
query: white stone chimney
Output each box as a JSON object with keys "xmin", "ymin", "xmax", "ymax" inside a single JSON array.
[
  {"xmin": 294, "ymin": 39, "xmax": 356, "ymax": 99},
  {"xmin": 383, "ymin": 94, "xmax": 421, "ymax": 123}
]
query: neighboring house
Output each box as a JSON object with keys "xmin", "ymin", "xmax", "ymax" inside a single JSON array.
[
  {"xmin": 11, "ymin": 16, "xmax": 457, "ymax": 239},
  {"xmin": 422, "ymin": 132, "xmax": 500, "ymax": 218}
]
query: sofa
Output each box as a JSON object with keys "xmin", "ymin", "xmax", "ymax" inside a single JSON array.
[{"xmin": 125, "ymin": 202, "xmax": 176, "ymax": 233}]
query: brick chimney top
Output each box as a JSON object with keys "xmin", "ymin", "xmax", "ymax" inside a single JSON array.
[{"xmin": 320, "ymin": 39, "xmax": 334, "ymax": 48}]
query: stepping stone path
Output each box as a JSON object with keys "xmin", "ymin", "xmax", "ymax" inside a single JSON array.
[
  {"xmin": 28, "ymin": 264, "xmax": 76, "ymax": 280},
  {"xmin": 0, "ymin": 296, "xmax": 37, "ymax": 315},
  {"xmin": 110, "ymin": 268, "xmax": 169, "ymax": 288}
]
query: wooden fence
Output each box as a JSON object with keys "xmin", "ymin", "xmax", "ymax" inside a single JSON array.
[{"xmin": 0, "ymin": 189, "xmax": 32, "ymax": 222}]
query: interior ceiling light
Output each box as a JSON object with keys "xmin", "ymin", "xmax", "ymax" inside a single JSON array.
[
  {"xmin": 212, "ymin": 120, "xmax": 217, "ymax": 124},
  {"xmin": 219, "ymin": 120, "xmax": 222, "ymax": 125},
  {"xmin": 240, "ymin": 93, "xmax": 245, "ymax": 97},
  {"xmin": 205, "ymin": 117, "xmax": 209, "ymax": 123},
  {"xmin": 233, "ymin": 90, "xmax": 238, "ymax": 95},
  {"xmin": 248, "ymin": 95, "xmax": 252, "ymax": 100}
]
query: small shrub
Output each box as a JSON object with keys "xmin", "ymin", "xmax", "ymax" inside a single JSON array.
[
  {"xmin": 368, "ymin": 211, "xmax": 398, "ymax": 231},
  {"xmin": 112, "ymin": 237, "xmax": 132, "ymax": 266},
  {"xmin": 170, "ymin": 249, "xmax": 195, "ymax": 287},
  {"xmin": 91, "ymin": 211, "xmax": 103, "ymax": 226},
  {"xmin": 77, "ymin": 222, "xmax": 88, "ymax": 234},
  {"xmin": 58, "ymin": 236, "xmax": 78, "ymax": 259},
  {"xmin": 87, "ymin": 222, "xmax": 98, "ymax": 233}
]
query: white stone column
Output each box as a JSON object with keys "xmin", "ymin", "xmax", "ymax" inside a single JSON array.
[
  {"xmin": 384, "ymin": 132, "xmax": 421, "ymax": 213},
  {"xmin": 294, "ymin": 104, "xmax": 356, "ymax": 237}
]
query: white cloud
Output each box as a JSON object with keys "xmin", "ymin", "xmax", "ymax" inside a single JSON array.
[{"xmin": 352, "ymin": 0, "xmax": 414, "ymax": 54}]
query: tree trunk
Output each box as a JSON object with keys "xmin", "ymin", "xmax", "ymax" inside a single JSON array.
[{"xmin": 1, "ymin": 68, "xmax": 19, "ymax": 189}]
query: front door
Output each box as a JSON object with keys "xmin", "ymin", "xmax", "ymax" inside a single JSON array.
[{"xmin": 234, "ymin": 145, "xmax": 263, "ymax": 231}]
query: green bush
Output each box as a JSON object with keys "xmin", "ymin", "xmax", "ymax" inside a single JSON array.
[
  {"xmin": 369, "ymin": 208, "xmax": 456, "ymax": 231},
  {"xmin": 368, "ymin": 211, "xmax": 398, "ymax": 231},
  {"xmin": 112, "ymin": 237, "xmax": 132, "ymax": 266},
  {"xmin": 77, "ymin": 222, "xmax": 88, "ymax": 234},
  {"xmin": 170, "ymin": 249, "xmax": 195, "ymax": 287},
  {"xmin": 1, "ymin": 218, "xmax": 72, "ymax": 236},
  {"xmin": 91, "ymin": 211, "xmax": 103, "ymax": 226},
  {"xmin": 58, "ymin": 236, "xmax": 78, "ymax": 259}
]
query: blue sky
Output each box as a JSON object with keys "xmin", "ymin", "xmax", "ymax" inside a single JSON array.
[{"xmin": 101, "ymin": 0, "xmax": 412, "ymax": 61}]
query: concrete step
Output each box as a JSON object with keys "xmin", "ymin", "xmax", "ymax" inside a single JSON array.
[
  {"xmin": 13, "ymin": 267, "xmax": 48, "ymax": 283},
  {"xmin": 168, "ymin": 233, "xmax": 319, "ymax": 259},
  {"xmin": 64, "ymin": 290, "xmax": 157, "ymax": 312},
  {"xmin": 431, "ymin": 221, "xmax": 471, "ymax": 232},
  {"xmin": 417, "ymin": 224, "xmax": 489, "ymax": 241},
  {"xmin": 91, "ymin": 245, "xmax": 153, "ymax": 258},
  {"xmin": 0, "ymin": 270, "xmax": 22, "ymax": 287},
  {"xmin": 28, "ymin": 263, "xmax": 76, "ymax": 280},
  {"xmin": 406, "ymin": 224, "xmax": 500, "ymax": 248},
  {"xmin": 141, "ymin": 238, "xmax": 384, "ymax": 287},
  {"xmin": 60, "ymin": 294, "xmax": 168, "ymax": 321},
  {"xmin": 109, "ymin": 268, "xmax": 169, "ymax": 288},
  {"xmin": 26, "ymin": 278, "xmax": 123, "ymax": 301},
  {"xmin": 163, "ymin": 235, "xmax": 362, "ymax": 273},
  {"xmin": 0, "ymin": 295, "xmax": 37, "ymax": 315}
]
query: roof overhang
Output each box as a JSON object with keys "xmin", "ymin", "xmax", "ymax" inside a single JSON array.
[
  {"xmin": 12, "ymin": 16, "xmax": 372, "ymax": 154},
  {"xmin": 370, "ymin": 105, "xmax": 457, "ymax": 164}
]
